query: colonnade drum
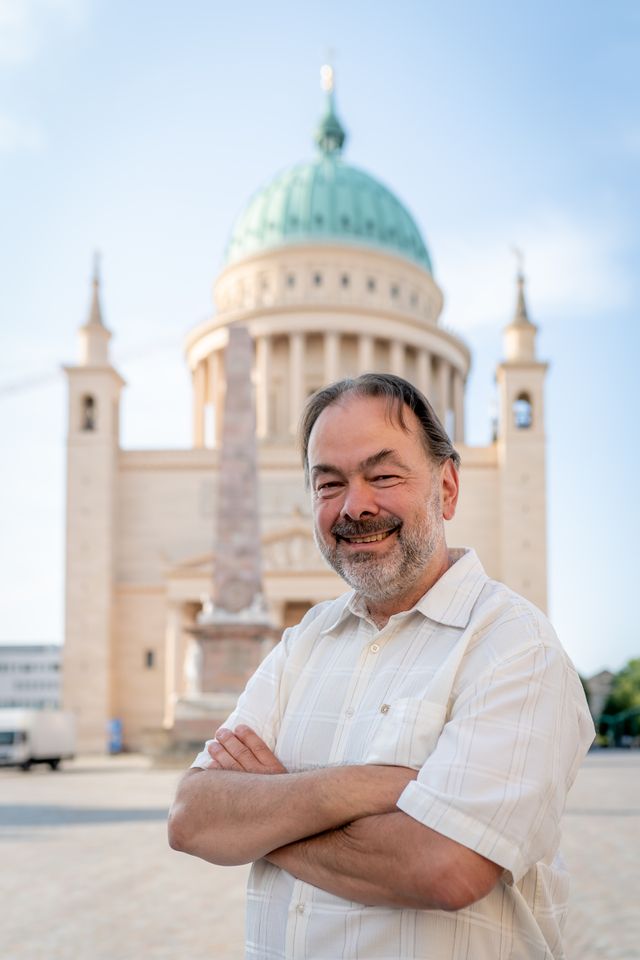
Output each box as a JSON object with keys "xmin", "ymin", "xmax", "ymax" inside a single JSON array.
[{"xmin": 185, "ymin": 242, "xmax": 470, "ymax": 449}]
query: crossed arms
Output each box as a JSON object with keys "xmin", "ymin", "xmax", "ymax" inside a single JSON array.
[{"xmin": 168, "ymin": 725, "xmax": 502, "ymax": 911}]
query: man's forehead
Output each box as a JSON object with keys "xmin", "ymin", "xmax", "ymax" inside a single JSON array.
[
  {"xmin": 311, "ymin": 393, "xmax": 417, "ymax": 432},
  {"xmin": 308, "ymin": 394, "xmax": 422, "ymax": 462}
]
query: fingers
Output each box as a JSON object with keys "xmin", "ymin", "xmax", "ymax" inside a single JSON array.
[
  {"xmin": 205, "ymin": 725, "xmax": 287, "ymax": 774},
  {"xmin": 234, "ymin": 725, "xmax": 288, "ymax": 774},
  {"xmin": 207, "ymin": 728, "xmax": 253, "ymax": 771},
  {"xmin": 234, "ymin": 725, "xmax": 276, "ymax": 759}
]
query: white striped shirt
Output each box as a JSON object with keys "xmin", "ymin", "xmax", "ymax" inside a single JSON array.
[{"xmin": 194, "ymin": 548, "xmax": 595, "ymax": 959}]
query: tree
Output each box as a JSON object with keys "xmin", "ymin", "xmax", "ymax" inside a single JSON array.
[{"xmin": 600, "ymin": 659, "xmax": 640, "ymax": 744}]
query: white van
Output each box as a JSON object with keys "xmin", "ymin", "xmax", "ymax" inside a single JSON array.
[{"xmin": 0, "ymin": 709, "xmax": 76, "ymax": 770}]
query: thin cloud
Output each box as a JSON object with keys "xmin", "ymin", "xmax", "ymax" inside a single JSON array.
[
  {"xmin": 0, "ymin": 112, "xmax": 43, "ymax": 152},
  {"xmin": 0, "ymin": 0, "xmax": 88, "ymax": 65},
  {"xmin": 436, "ymin": 208, "xmax": 632, "ymax": 330}
]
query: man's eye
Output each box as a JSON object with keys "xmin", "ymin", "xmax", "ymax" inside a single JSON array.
[
  {"xmin": 372, "ymin": 474, "xmax": 399, "ymax": 484},
  {"xmin": 315, "ymin": 481, "xmax": 343, "ymax": 495}
]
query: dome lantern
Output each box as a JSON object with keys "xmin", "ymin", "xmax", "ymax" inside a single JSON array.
[{"xmin": 314, "ymin": 64, "xmax": 346, "ymax": 156}]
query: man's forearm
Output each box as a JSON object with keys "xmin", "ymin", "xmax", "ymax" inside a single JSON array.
[
  {"xmin": 168, "ymin": 764, "xmax": 415, "ymax": 867},
  {"xmin": 266, "ymin": 811, "xmax": 503, "ymax": 911}
]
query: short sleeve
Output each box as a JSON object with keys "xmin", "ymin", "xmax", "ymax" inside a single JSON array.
[
  {"xmin": 191, "ymin": 628, "xmax": 292, "ymax": 769},
  {"xmin": 396, "ymin": 642, "xmax": 595, "ymax": 882}
]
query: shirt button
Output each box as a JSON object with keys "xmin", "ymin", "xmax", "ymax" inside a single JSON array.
[
  {"xmin": 370, "ymin": 643, "xmax": 380, "ymax": 653},
  {"xmin": 345, "ymin": 708, "xmax": 354, "ymax": 718},
  {"xmin": 297, "ymin": 903, "xmax": 305, "ymax": 914},
  {"xmin": 380, "ymin": 703, "xmax": 390, "ymax": 714}
]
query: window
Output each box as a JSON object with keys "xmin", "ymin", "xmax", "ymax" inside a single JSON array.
[
  {"xmin": 367, "ymin": 278, "xmax": 376, "ymax": 292},
  {"xmin": 313, "ymin": 273, "xmax": 323, "ymax": 287},
  {"xmin": 390, "ymin": 284, "xmax": 400, "ymax": 300},
  {"xmin": 513, "ymin": 393, "xmax": 533, "ymax": 429},
  {"xmin": 340, "ymin": 274, "xmax": 350, "ymax": 288},
  {"xmin": 286, "ymin": 273, "xmax": 296, "ymax": 288},
  {"xmin": 145, "ymin": 650, "xmax": 155, "ymax": 669},
  {"xmin": 81, "ymin": 395, "xmax": 96, "ymax": 431}
]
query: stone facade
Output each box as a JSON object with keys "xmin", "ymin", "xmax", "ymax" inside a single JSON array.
[{"xmin": 63, "ymin": 100, "xmax": 548, "ymax": 753}]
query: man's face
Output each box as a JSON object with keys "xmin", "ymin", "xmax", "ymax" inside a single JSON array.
[{"xmin": 307, "ymin": 394, "xmax": 455, "ymax": 609}]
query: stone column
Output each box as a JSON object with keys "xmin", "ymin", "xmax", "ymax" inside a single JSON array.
[
  {"xmin": 434, "ymin": 358, "xmax": 450, "ymax": 424},
  {"xmin": 212, "ymin": 349, "xmax": 225, "ymax": 448},
  {"xmin": 289, "ymin": 333, "xmax": 305, "ymax": 433},
  {"xmin": 417, "ymin": 349, "xmax": 432, "ymax": 401},
  {"xmin": 163, "ymin": 602, "xmax": 183, "ymax": 729},
  {"xmin": 453, "ymin": 368, "xmax": 465, "ymax": 443},
  {"xmin": 390, "ymin": 340, "xmax": 405, "ymax": 377},
  {"xmin": 192, "ymin": 361, "xmax": 206, "ymax": 448},
  {"xmin": 256, "ymin": 335, "xmax": 271, "ymax": 438},
  {"xmin": 358, "ymin": 334, "xmax": 374, "ymax": 373},
  {"xmin": 324, "ymin": 332, "xmax": 340, "ymax": 384}
]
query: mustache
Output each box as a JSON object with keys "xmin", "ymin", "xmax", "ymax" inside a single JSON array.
[{"xmin": 331, "ymin": 516, "xmax": 402, "ymax": 539}]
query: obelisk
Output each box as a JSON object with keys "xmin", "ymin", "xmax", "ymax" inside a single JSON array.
[
  {"xmin": 208, "ymin": 323, "xmax": 266, "ymax": 617},
  {"xmin": 172, "ymin": 326, "xmax": 277, "ymax": 743}
]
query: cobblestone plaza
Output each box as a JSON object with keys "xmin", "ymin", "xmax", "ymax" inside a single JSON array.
[{"xmin": 1, "ymin": 751, "xmax": 637, "ymax": 959}]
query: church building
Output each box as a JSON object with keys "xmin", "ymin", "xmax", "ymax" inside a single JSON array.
[{"xmin": 63, "ymin": 70, "xmax": 548, "ymax": 752}]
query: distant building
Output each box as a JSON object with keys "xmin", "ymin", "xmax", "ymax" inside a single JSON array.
[
  {"xmin": 63, "ymin": 70, "xmax": 549, "ymax": 752},
  {"xmin": 0, "ymin": 644, "xmax": 61, "ymax": 709}
]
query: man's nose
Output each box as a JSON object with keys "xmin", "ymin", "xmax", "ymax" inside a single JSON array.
[{"xmin": 340, "ymin": 479, "xmax": 379, "ymax": 521}]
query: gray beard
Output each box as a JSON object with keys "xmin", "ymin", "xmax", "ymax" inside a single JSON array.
[{"xmin": 314, "ymin": 495, "xmax": 443, "ymax": 604}]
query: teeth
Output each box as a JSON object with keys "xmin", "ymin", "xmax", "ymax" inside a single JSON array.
[{"xmin": 346, "ymin": 530, "xmax": 394, "ymax": 544}]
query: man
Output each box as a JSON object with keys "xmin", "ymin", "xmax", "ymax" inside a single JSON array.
[{"xmin": 169, "ymin": 373, "xmax": 594, "ymax": 959}]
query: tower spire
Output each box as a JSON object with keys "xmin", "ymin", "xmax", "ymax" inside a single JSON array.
[
  {"xmin": 503, "ymin": 250, "xmax": 538, "ymax": 362},
  {"xmin": 511, "ymin": 247, "xmax": 532, "ymax": 327},
  {"xmin": 315, "ymin": 62, "xmax": 346, "ymax": 156},
  {"xmin": 87, "ymin": 250, "xmax": 105, "ymax": 328},
  {"xmin": 78, "ymin": 252, "xmax": 111, "ymax": 365}
]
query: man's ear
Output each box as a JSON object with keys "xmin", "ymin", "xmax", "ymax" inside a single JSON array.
[{"xmin": 441, "ymin": 460, "xmax": 459, "ymax": 521}]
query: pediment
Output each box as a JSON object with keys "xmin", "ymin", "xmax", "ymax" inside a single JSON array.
[
  {"xmin": 166, "ymin": 521, "xmax": 325, "ymax": 579},
  {"xmin": 262, "ymin": 524, "xmax": 324, "ymax": 572}
]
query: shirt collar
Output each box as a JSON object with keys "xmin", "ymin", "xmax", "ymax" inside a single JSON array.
[
  {"xmin": 322, "ymin": 547, "xmax": 488, "ymax": 633},
  {"xmin": 413, "ymin": 547, "xmax": 488, "ymax": 627}
]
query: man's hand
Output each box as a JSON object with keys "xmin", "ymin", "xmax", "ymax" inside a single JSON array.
[{"xmin": 207, "ymin": 725, "xmax": 288, "ymax": 775}]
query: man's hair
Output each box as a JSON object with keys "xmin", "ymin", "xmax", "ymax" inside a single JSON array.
[{"xmin": 299, "ymin": 373, "xmax": 461, "ymax": 482}]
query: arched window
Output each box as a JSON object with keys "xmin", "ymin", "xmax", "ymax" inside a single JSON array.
[
  {"xmin": 513, "ymin": 392, "xmax": 533, "ymax": 429},
  {"xmin": 81, "ymin": 395, "xmax": 96, "ymax": 431}
]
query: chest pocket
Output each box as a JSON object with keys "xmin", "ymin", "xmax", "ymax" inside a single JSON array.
[{"xmin": 364, "ymin": 697, "xmax": 446, "ymax": 770}]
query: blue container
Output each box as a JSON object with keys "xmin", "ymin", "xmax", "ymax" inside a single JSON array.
[{"xmin": 108, "ymin": 718, "xmax": 123, "ymax": 754}]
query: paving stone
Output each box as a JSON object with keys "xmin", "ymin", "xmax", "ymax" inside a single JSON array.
[{"xmin": 0, "ymin": 750, "xmax": 637, "ymax": 958}]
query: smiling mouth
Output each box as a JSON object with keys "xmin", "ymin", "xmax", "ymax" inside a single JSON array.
[{"xmin": 339, "ymin": 528, "xmax": 398, "ymax": 545}]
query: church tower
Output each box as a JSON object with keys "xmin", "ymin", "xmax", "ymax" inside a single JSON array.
[
  {"xmin": 496, "ymin": 268, "xmax": 548, "ymax": 611},
  {"xmin": 62, "ymin": 260, "xmax": 125, "ymax": 751}
]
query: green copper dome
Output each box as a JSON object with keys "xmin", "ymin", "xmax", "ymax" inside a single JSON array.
[{"xmin": 224, "ymin": 79, "xmax": 433, "ymax": 273}]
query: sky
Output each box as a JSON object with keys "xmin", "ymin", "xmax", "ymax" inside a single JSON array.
[{"xmin": 1, "ymin": 0, "xmax": 638, "ymax": 677}]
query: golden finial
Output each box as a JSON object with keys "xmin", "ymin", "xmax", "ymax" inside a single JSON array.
[{"xmin": 320, "ymin": 63, "xmax": 334, "ymax": 93}]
